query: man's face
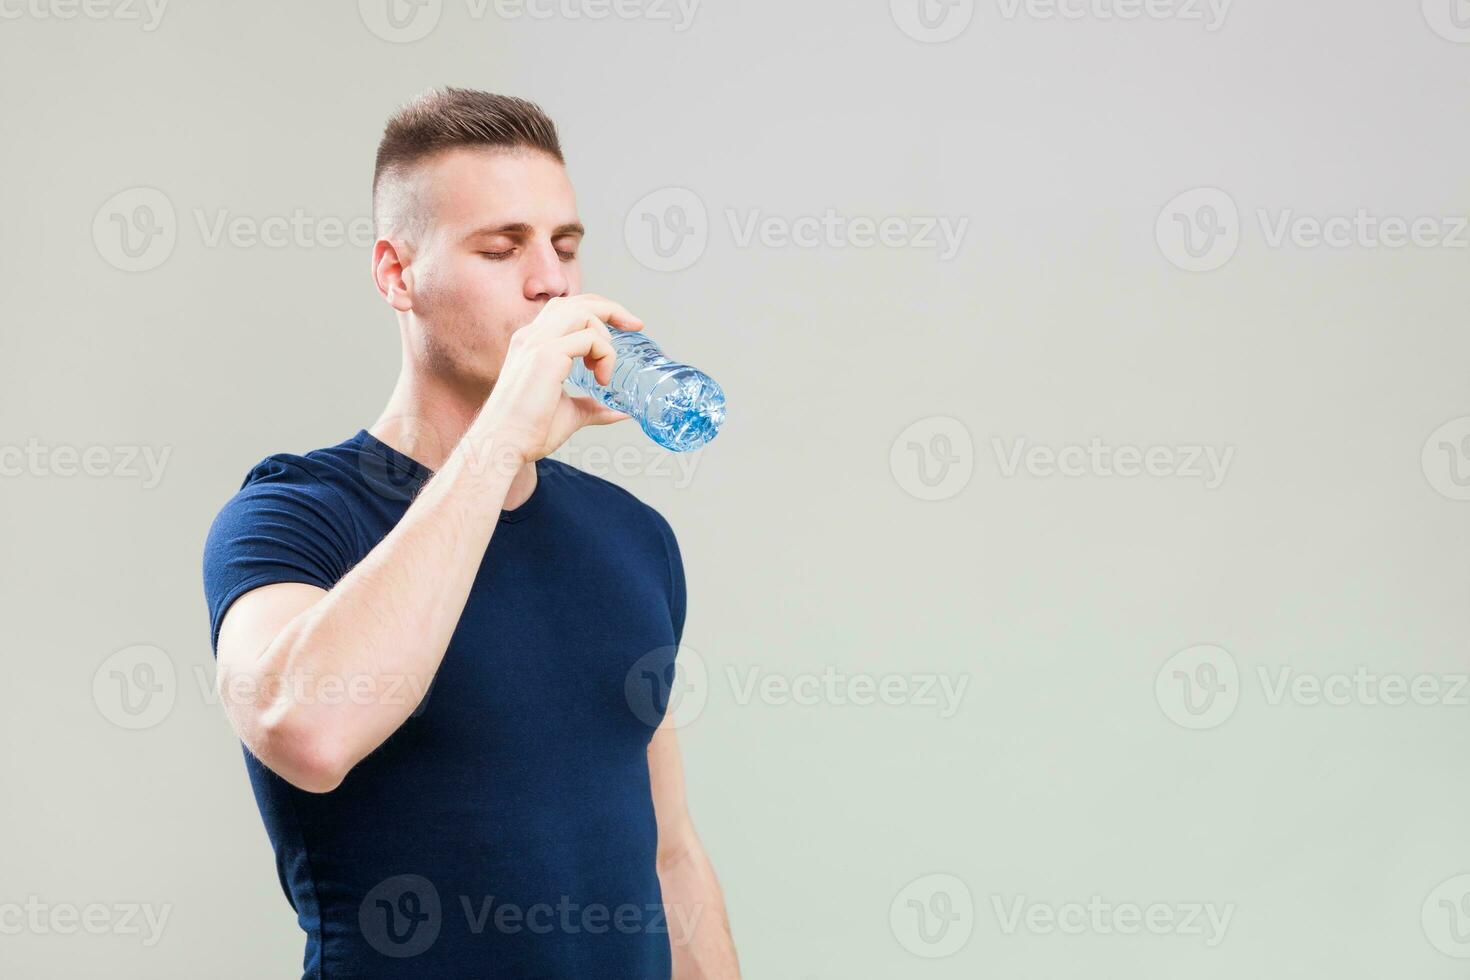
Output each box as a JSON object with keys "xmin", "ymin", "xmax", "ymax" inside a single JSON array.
[{"xmin": 397, "ymin": 147, "xmax": 583, "ymax": 387}]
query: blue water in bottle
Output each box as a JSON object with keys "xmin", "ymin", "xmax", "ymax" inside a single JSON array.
[{"xmin": 567, "ymin": 326, "xmax": 726, "ymax": 452}]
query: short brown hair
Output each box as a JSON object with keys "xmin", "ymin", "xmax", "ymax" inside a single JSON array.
[{"xmin": 372, "ymin": 87, "xmax": 563, "ymax": 234}]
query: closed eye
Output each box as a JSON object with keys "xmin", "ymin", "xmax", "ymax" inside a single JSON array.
[{"xmin": 479, "ymin": 248, "xmax": 576, "ymax": 261}]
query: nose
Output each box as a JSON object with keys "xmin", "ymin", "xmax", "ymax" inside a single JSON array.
[{"xmin": 522, "ymin": 241, "xmax": 569, "ymax": 302}]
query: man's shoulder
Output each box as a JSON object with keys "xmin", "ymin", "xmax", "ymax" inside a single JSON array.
[
  {"xmin": 542, "ymin": 456, "xmax": 676, "ymax": 536},
  {"xmin": 230, "ymin": 433, "xmax": 367, "ymax": 501},
  {"xmin": 204, "ymin": 434, "xmax": 371, "ymax": 572},
  {"xmin": 205, "ymin": 434, "xmax": 385, "ymax": 547}
]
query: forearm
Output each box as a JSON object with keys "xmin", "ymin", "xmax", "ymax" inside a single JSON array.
[
  {"xmin": 660, "ymin": 841, "xmax": 740, "ymax": 979},
  {"xmin": 235, "ymin": 423, "xmax": 520, "ymax": 779}
]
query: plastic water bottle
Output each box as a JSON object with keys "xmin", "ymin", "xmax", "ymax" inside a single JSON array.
[{"xmin": 567, "ymin": 325, "xmax": 726, "ymax": 452}]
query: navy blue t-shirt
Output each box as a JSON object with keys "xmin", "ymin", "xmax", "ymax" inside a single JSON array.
[{"xmin": 202, "ymin": 429, "xmax": 686, "ymax": 979}]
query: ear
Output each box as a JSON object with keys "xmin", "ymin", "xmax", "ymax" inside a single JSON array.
[{"xmin": 373, "ymin": 238, "xmax": 414, "ymax": 313}]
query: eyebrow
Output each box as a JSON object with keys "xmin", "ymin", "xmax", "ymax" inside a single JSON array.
[{"xmin": 466, "ymin": 221, "xmax": 585, "ymax": 240}]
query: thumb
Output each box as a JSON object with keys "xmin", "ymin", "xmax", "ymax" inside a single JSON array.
[{"xmin": 572, "ymin": 395, "xmax": 632, "ymax": 428}]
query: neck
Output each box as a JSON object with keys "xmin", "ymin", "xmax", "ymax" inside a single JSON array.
[{"xmin": 369, "ymin": 347, "xmax": 538, "ymax": 510}]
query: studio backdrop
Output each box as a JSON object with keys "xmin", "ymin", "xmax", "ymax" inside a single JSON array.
[{"xmin": 2, "ymin": 1, "xmax": 1469, "ymax": 977}]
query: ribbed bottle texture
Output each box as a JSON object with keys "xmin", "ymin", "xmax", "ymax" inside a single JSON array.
[{"xmin": 568, "ymin": 327, "xmax": 726, "ymax": 452}]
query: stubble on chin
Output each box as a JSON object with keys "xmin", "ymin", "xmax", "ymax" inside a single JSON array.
[{"xmin": 419, "ymin": 322, "xmax": 512, "ymax": 399}]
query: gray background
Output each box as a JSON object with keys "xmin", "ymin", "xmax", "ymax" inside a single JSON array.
[{"xmin": 3, "ymin": 0, "xmax": 1469, "ymax": 976}]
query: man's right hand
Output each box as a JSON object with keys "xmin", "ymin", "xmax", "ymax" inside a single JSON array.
[
  {"xmin": 476, "ymin": 294, "xmax": 645, "ymax": 464},
  {"xmin": 214, "ymin": 294, "xmax": 645, "ymax": 793}
]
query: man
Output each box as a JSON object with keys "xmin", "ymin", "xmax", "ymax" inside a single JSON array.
[{"xmin": 202, "ymin": 87, "xmax": 739, "ymax": 979}]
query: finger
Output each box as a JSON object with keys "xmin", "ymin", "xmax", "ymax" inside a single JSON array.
[
  {"xmin": 581, "ymin": 317, "xmax": 621, "ymax": 387},
  {"xmin": 569, "ymin": 395, "xmax": 631, "ymax": 428},
  {"xmin": 589, "ymin": 316, "xmax": 618, "ymax": 385},
  {"xmin": 566, "ymin": 294, "xmax": 644, "ymax": 333},
  {"xmin": 555, "ymin": 326, "xmax": 616, "ymax": 385},
  {"xmin": 522, "ymin": 295, "xmax": 643, "ymax": 341},
  {"xmin": 573, "ymin": 320, "xmax": 615, "ymax": 387}
]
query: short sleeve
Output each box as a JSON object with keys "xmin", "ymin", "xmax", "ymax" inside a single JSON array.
[
  {"xmin": 202, "ymin": 456, "xmax": 358, "ymax": 654},
  {"xmin": 650, "ymin": 509, "xmax": 687, "ymax": 648}
]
